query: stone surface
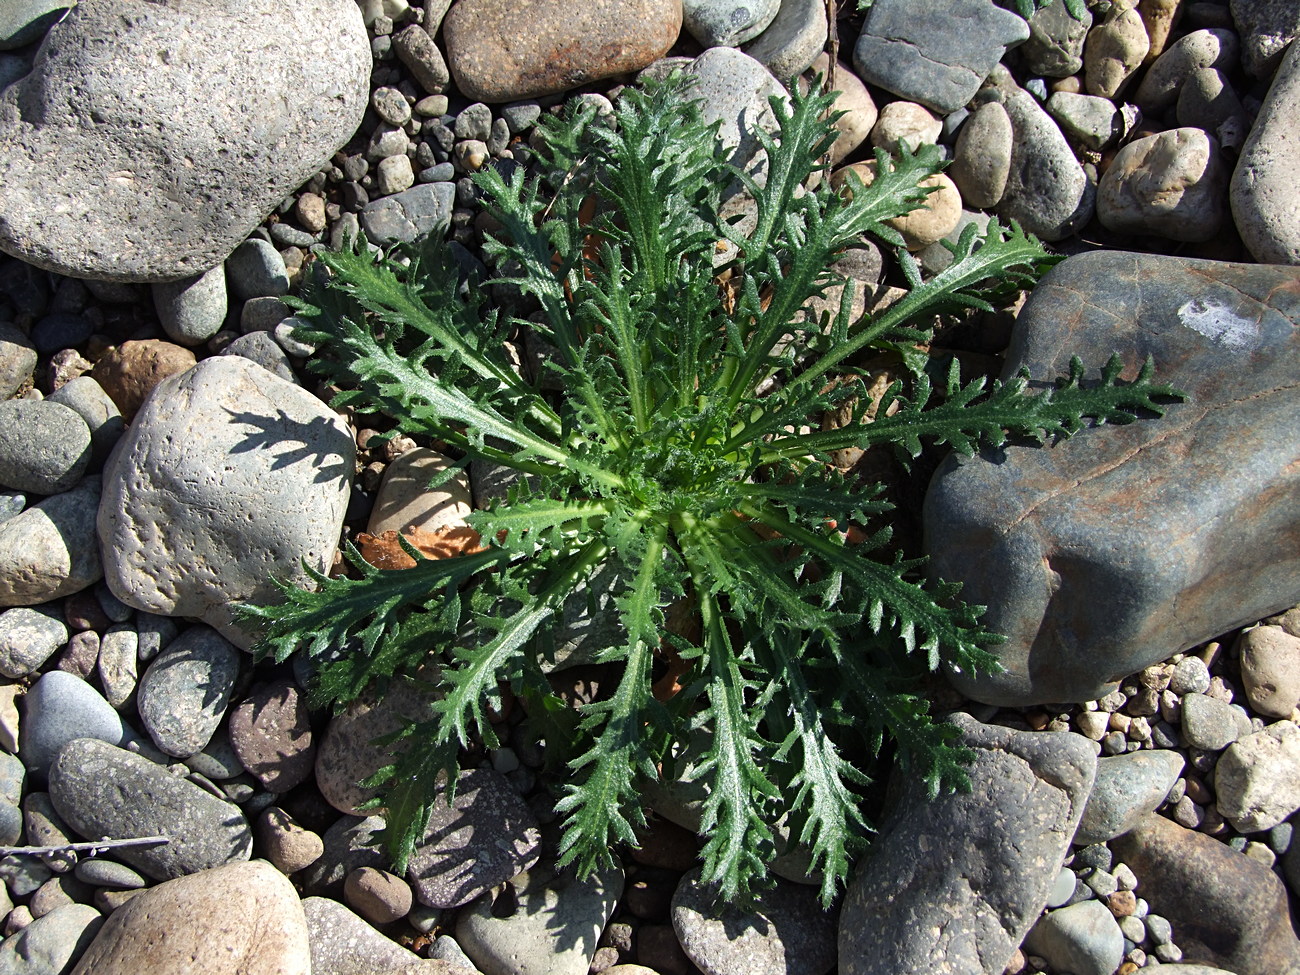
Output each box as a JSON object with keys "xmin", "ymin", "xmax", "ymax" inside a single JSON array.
[
  {"xmin": 0, "ymin": 607, "xmax": 67, "ymax": 679},
  {"xmin": 1098, "ymin": 128, "xmax": 1228, "ymax": 242},
  {"xmin": 444, "ymin": 0, "xmax": 682, "ymax": 103},
  {"xmin": 456, "ymin": 863, "xmax": 624, "ymax": 975},
  {"xmin": 1084, "ymin": 5, "xmax": 1150, "ymax": 98},
  {"xmin": 0, "ymin": 477, "xmax": 101, "ymax": 606},
  {"xmin": 1046, "ymin": 91, "xmax": 1122, "ymax": 151},
  {"xmin": 871, "ymin": 101, "xmax": 942, "ymax": 154},
  {"xmin": 299, "ymin": 815, "xmax": 389, "ymax": 898},
  {"xmin": 684, "ymin": 0, "xmax": 779, "ymax": 47},
  {"xmin": 1231, "ymin": 39, "xmax": 1300, "ymax": 264},
  {"xmin": 1112, "ymin": 813, "xmax": 1300, "ymax": 975},
  {"xmin": 227, "ymin": 680, "xmax": 314, "ymax": 792},
  {"xmin": 0, "ymin": 903, "xmax": 102, "ymax": 975},
  {"xmin": 1181, "ymin": 692, "xmax": 1245, "ymax": 751},
  {"xmin": 927, "ymin": 252, "xmax": 1300, "ymax": 706},
  {"xmin": 744, "ymin": 0, "xmax": 827, "ymax": 80},
  {"xmin": 1239, "ymin": 625, "xmax": 1300, "ymax": 717},
  {"xmin": 1021, "ymin": 0, "xmax": 1092, "ymax": 77},
  {"xmin": 49, "ymin": 738, "xmax": 252, "ymax": 881},
  {"xmin": 839, "ymin": 713, "xmax": 1097, "ymax": 975},
  {"xmin": 951, "ymin": 100, "xmax": 1014, "ymax": 209},
  {"xmin": 1230, "ymin": 0, "xmax": 1300, "ymax": 78},
  {"xmin": 360, "ymin": 183, "xmax": 457, "ymax": 247},
  {"xmin": 833, "ymin": 163, "xmax": 962, "ymax": 250},
  {"xmin": 684, "ymin": 47, "xmax": 789, "ymax": 191},
  {"xmin": 852, "ymin": 0, "xmax": 1030, "ymax": 113},
  {"xmin": 20, "ymin": 672, "xmax": 130, "ymax": 779},
  {"xmin": 1136, "ymin": 28, "xmax": 1239, "ymax": 113},
  {"xmin": 0, "ymin": 323, "xmax": 36, "ymax": 401},
  {"xmin": 303, "ymin": 895, "xmax": 432, "ymax": 975},
  {"xmin": 0, "ymin": 0, "xmax": 370, "ymax": 282},
  {"xmin": 68, "ymin": 861, "xmax": 309, "ymax": 975},
  {"xmin": 1215, "ymin": 721, "xmax": 1300, "ymax": 832},
  {"xmin": 1074, "ymin": 750, "xmax": 1185, "ymax": 845},
  {"xmin": 672, "ymin": 869, "xmax": 836, "ymax": 975},
  {"xmin": 368, "ymin": 448, "xmax": 472, "ymax": 537},
  {"xmin": 0, "ymin": 399, "xmax": 90, "ymax": 495},
  {"xmin": 153, "ymin": 266, "xmax": 228, "ymax": 346},
  {"xmin": 0, "ymin": 0, "xmax": 73, "ymax": 49},
  {"xmin": 98, "ymin": 356, "xmax": 353, "ymax": 650},
  {"xmin": 47, "ymin": 376, "xmax": 125, "ymax": 469},
  {"xmin": 1023, "ymin": 900, "xmax": 1125, "ymax": 975},
  {"xmin": 345, "ymin": 867, "xmax": 413, "ymax": 925},
  {"xmin": 136, "ymin": 626, "xmax": 242, "ymax": 758},
  {"xmin": 255, "ymin": 807, "xmax": 324, "ymax": 875},
  {"xmin": 407, "ymin": 768, "xmax": 541, "ymax": 909},
  {"xmin": 981, "ymin": 85, "xmax": 1093, "ymax": 241},
  {"xmin": 91, "ymin": 340, "xmax": 198, "ymax": 422},
  {"xmin": 806, "ymin": 56, "xmax": 876, "ymax": 165}
]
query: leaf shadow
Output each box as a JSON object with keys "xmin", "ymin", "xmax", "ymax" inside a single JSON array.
[{"xmin": 221, "ymin": 408, "xmax": 352, "ymax": 485}]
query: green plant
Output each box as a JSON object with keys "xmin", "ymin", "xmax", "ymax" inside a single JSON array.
[{"xmin": 242, "ymin": 73, "xmax": 1181, "ymax": 906}]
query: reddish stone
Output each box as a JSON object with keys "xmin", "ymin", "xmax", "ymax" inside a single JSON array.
[
  {"xmin": 228, "ymin": 680, "xmax": 315, "ymax": 792},
  {"xmin": 90, "ymin": 339, "xmax": 196, "ymax": 421}
]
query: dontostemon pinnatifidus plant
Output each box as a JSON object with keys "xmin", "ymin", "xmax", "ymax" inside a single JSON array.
[{"xmin": 240, "ymin": 73, "xmax": 1183, "ymax": 906}]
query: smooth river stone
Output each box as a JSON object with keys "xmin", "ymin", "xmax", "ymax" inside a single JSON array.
[
  {"xmin": 1232, "ymin": 39, "xmax": 1300, "ymax": 264},
  {"xmin": 926, "ymin": 251, "xmax": 1300, "ymax": 706}
]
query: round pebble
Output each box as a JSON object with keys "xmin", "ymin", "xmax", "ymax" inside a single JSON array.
[{"xmin": 344, "ymin": 866, "xmax": 413, "ymax": 924}]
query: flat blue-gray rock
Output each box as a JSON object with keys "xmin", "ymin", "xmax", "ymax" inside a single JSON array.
[
  {"xmin": 48, "ymin": 738, "xmax": 252, "ymax": 881},
  {"xmin": 20, "ymin": 671, "xmax": 131, "ymax": 778},
  {"xmin": 0, "ymin": 0, "xmax": 369, "ymax": 282},
  {"xmin": 839, "ymin": 713, "xmax": 1096, "ymax": 975},
  {"xmin": 852, "ymin": 0, "xmax": 1030, "ymax": 113},
  {"xmin": 926, "ymin": 252, "xmax": 1300, "ymax": 706},
  {"xmin": 1074, "ymin": 750, "xmax": 1184, "ymax": 845}
]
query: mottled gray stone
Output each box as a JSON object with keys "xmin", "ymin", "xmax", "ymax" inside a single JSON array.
[
  {"xmin": 1074, "ymin": 750, "xmax": 1185, "ymax": 845},
  {"xmin": 1232, "ymin": 40, "xmax": 1300, "ymax": 264},
  {"xmin": 74, "ymin": 858, "xmax": 146, "ymax": 889},
  {"xmin": 980, "ymin": 84, "xmax": 1093, "ymax": 241},
  {"xmin": 152, "ymin": 265, "xmax": 228, "ymax": 346},
  {"xmin": 852, "ymin": 0, "xmax": 1030, "ymax": 113},
  {"xmin": 0, "ymin": 322, "xmax": 36, "ymax": 401},
  {"xmin": 1098, "ymin": 128, "xmax": 1228, "ymax": 242},
  {"xmin": 1230, "ymin": 0, "xmax": 1300, "ymax": 78},
  {"xmin": 299, "ymin": 815, "xmax": 389, "ymax": 898},
  {"xmin": 456, "ymin": 863, "xmax": 623, "ymax": 975},
  {"xmin": 684, "ymin": 0, "xmax": 779, "ymax": 47},
  {"xmin": 743, "ymin": 0, "xmax": 826, "ymax": 80},
  {"xmin": 839, "ymin": 713, "xmax": 1097, "ymax": 975},
  {"xmin": 97, "ymin": 356, "xmax": 353, "ymax": 649},
  {"xmin": 1136, "ymin": 29, "xmax": 1239, "ymax": 114},
  {"xmin": 927, "ymin": 252, "xmax": 1300, "ymax": 706},
  {"xmin": 0, "ymin": 903, "xmax": 102, "ymax": 975},
  {"xmin": 684, "ymin": 47, "xmax": 788, "ymax": 190},
  {"xmin": 137, "ymin": 627, "xmax": 241, "ymax": 758},
  {"xmin": 407, "ymin": 768, "xmax": 540, "ymax": 909},
  {"xmin": 1024, "ymin": 900, "xmax": 1125, "ymax": 975},
  {"xmin": 20, "ymin": 672, "xmax": 130, "ymax": 779},
  {"xmin": 1020, "ymin": 0, "xmax": 1091, "ymax": 77},
  {"xmin": 1181, "ymin": 692, "xmax": 1245, "ymax": 751},
  {"xmin": 0, "ymin": 400, "xmax": 90, "ymax": 495},
  {"xmin": 219, "ymin": 330, "xmax": 298, "ymax": 383},
  {"xmin": 0, "ymin": 476, "xmax": 101, "ymax": 607},
  {"xmin": 48, "ymin": 738, "xmax": 252, "ymax": 881},
  {"xmin": 360, "ymin": 182, "xmax": 457, "ymax": 246},
  {"xmin": 0, "ymin": 0, "xmax": 368, "ymax": 282},
  {"xmin": 672, "ymin": 869, "xmax": 835, "ymax": 975},
  {"xmin": 1215, "ymin": 721, "xmax": 1300, "ymax": 833},
  {"xmin": 1046, "ymin": 91, "xmax": 1122, "ymax": 151},
  {"xmin": 0, "ymin": 607, "xmax": 67, "ymax": 678},
  {"xmin": 303, "ymin": 895, "xmax": 428, "ymax": 975},
  {"xmin": 96, "ymin": 622, "xmax": 138, "ymax": 710},
  {"xmin": 950, "ymin": 100, "xmax": 1014, "ymax": 208},
  {"xmin": 46, "ymin": 376, "xmax": 124, "ymax": 469},
  {"xmin": 225, "ymin": 239, "xmax": 289, "ymax": 301}
]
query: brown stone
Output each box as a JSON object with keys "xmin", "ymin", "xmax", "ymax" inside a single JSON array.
[
  {"xmin": 91, "ymin": 340, "xmax": 196, "ymax": 422},
  {"xmin": 443, "ymin": 0, "xmax": 682, "ymax": 103},
  {"xmin": 228, "ymin": 680, "xmax": 315, "ymax": 792},
  {"xmin": 1111, "ymin": 813, "xmax": 1300, "ymax": 975}
]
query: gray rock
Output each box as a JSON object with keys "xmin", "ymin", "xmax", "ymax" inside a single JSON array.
[
  {"xmin": 1215, "ymin": 721, "xmax": 1300, "ymax": 832},
  {"xmin": 0, "ymin": 0, "xmax": 73, "ymax": 49},
  {"xmin": 407, "ymin": 768, "xmax": 541, "ymax": 909},
  {"xmin": 1098, "ymin": 128, "xmax": 1228, "ymax": 242},
  {"xmin": 672, "ymin": 868, "xmax": 835, "ymax": 975},
  {"xmin": 137, "ymin": 627, "xmax": 241, "ymax": 758},
  {"xmin": 1181, "ymin": 693, "xmax": 1244, "ymax": 751},
  {"xmin": 0, "ymin": 323, "xmax": 36, "ymax": 401},
  {"xmin": 0, "ymin": 607, "xmax": 67, "ymax": 678},
  {"xmin": 981, "ymin": 85, "xmax": 1093, "ymax": 241},
  {"xmin": 1045, "ymin": 91, "xmax": 1121, "ymax": 151},
  {"xmin": 1170, "ymin": 656, "xmax": 1212, "ymax": 694},
  {"xmin": 73, "ymin": 858, "xmax": 146, "ymax": 889},
  {"xmin": 219, "ymin": 330, "xmax": 298, "ymax": 383},
  {"xmin": 1178, "ymin": 67, "xmax": 1245, "ymax": 134},
  {"xmin": 31, "ymin": 312, "xmax": 92, "ymax": 354},
  {"xmin": 1230, "ymin": 0, "xmax": 1300, "ymax": 78},
  {"xmin": 1020, "ymin": 0, "xmax": 1091, "ymax": 77},
  {"xmin": 852, "ymin": 0, "xmax": 1030, "ymax": 114},
  {"xmin": 1084, "ymin": 4, "xmax": 1149, "ymax": 99},
  {"xmin": 0, "ymin": 476, "xmax": 100, "ymax": 607},
  {"xmin": 684, "ymin": 47, "xmax": 788, "ymax": 190},
  {"xmin": 0, "ymin": 853, "xmax": 51, "ymax": 895},
  {"xmin": 20, "ymin": 672, "xmax": 131, "ymax": 779},
  {"xmin": 303, "ymin": 895, "xmax": 428, "ymax": 975},
  {"xmin": 1024, "ymin": 900, "xmax": 1125, "ymax": 975},
  {"xmin": 927, "ymin": 252, "xmax": 1300, "ymax": 706},
  {"xmin": 1232, "ymin": 39, "xmax": 1300, "ymax": 264},
  {"xmin": 360, "ymin": 182, "xmax": 457, "ymax": 246},
  {"xmin": 97, "ymin": 356, "xmax": 353, "ymax": 649},
  {"xmin": 683, "ymin": 0, "xmax": 780, "ymax": 47},
  {"xmin": 0, "ymin": 54, "xmax": 29, "ymax": 89},
  {"xmin": 299, "ymin": 815, "xmax": 389, "ymax": 898},
  {"xmin": 0, "ymin": 400, "xmax": 90, "ymax": 495},
  {"xmin": 152, "ymin": 265, "xmax": 228, "ymax": 346},
  {"xmin": 46, "ymin": 377, "xmax": 124, "ymax": 469},
  {"xmin": 1074, "ymin": 750, "xmax": 1185, "ymax": 845},
  {"xmin": 839, "ymin": 713, "xmax": 1097, "ymax": 975},
  {"xmin": 456, "ymin": 863, "xmax": 624, "ymax": 975},
  {"xmin": 96, "ymin": 622, "xmax": 138, "ymax": 710},
  {"xmin": 393, "ymin": 23, "xmax": 450, "ymax": 96},
  {"xmin": 1239, "ymin": 625, "xmax": 1300, "ymax": 718},
  {"xmin": 225, "ymin": 239, "xmax": 289, "ymax": 301},
  {"xmin": 0, "ymin": 903, "xmax": 102, "ymax": 975},
  {"xmin": 48, "ymin": 738, "xmax": 252, "ymax": 881},
  {"xmin": 743, "ymin": 0, "xmax": 827, "ymax": 80},
  {"xmin": 1136, "ymin": 29, "xmax": 1239, "ymax": 114},
  {"xmin": 951, "ymin": 100, "xmax": 1013, "ymax": 209},
  {"xmin": 0, "ymin": 0, "xmax": 370, "ymax": 282}
]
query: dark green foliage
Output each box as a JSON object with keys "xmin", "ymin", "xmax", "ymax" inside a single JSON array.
[{"xmin": 241, "ymin": 73, "xmax": 1182, "ymax": 906}]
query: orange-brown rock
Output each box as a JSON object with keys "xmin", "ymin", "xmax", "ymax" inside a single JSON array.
[
  {"xmin": 90, "ymin": 339, "xmax": 196, "ymax": 421},
  {"xmin": 355, "ymin": 525, "xmax": 485, "ymax": 569}
]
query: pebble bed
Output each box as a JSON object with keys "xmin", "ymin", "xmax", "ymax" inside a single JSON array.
[{"xmin": 0, "ymin": 0, "xmax": 1295, "ymax": 974}]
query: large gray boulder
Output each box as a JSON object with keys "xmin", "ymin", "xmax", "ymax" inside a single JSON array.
[
  {"xmin": 839, "ymin": 713, "xmax": 1097, "ymax": 975},
  {"xmin": 97, "ymin": 356, "xmax": 353, "ymax": 649},
  {"xmin": 926, "ymin": 251, "xmax": 1300, "ymax": 706},
  {"xmin": 0, "ymin": 0, "xmax": 369, "ymax": 281}
]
